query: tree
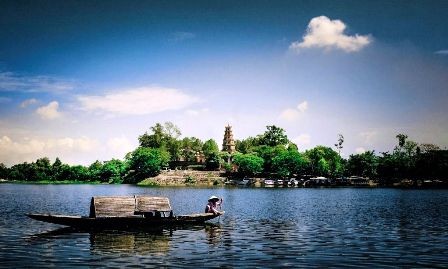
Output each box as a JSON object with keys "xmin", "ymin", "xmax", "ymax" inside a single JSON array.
[
  {"xmin": 334, "ymin": 134, "xmax": 344, "ymax": 156},
  {"xmin": 181, "ymin": 137, "xmax": 203, "ymax": 162},
  {"xmin": 138, "ymin": 122, "xmax": 183, "ymax": 161},
  {"xmin": 259, "ymin": 125, "xmax": 288, "ymax": 147},
  {"xmin": 347, "ymin": 151, "xmax": 378, "ymax": 178},
  {"xmin": 32, "ymin": 157, "xmax": 52, "ymax": 181},
  {"xmin": 0, "ymin": 163, "xmax": 8, "ymax": 179},
  {"xmin": 88, "ymin": 160, "xmax": 103, "ymax": 182},
  {"xmin": 419, "ymin": 143, "xmax": 440, "ymax": 153},
  {"xmin": 316, "ymin": 158, "xmax": 330, "ymax": 177},
  {"xmin": 67, "ymin": 165, "xmax": 90, "ymax": 182},
  {"xmin": 202, "ymin": 139, "xmax": 219, "ymax": 158},
  {"xmin": 51, "ymin": 157, "xmax": 63, "ymax": 181},
  {"xmin": 125, "ymin": 147, "xmax": 170, "ymax": 183},
  {"xmin": 139, "ymin": 123, "xmax": 166, "ymax": 148},
  {"xmin": 305, "ymin": 146, "xmax": 344, "ymax": 177},
  {"xmin": 233, "ymin": 153, "xmax": 264, "ymax": 176},
  {"xmin": 100, "ymin": 159, "xmax": 126, "ymax": 183},
  {"xmin": 235, "ymin": 137, "xmax": 259, "ymax": 154},
  {"xmin": 272, "ymin": 150, "xmax": 308, "ymax": 178},
  {"xmin": 205, "ymin": 151, "xmax": 221, "ymax": 170},
  {"xmin": 163, "ymin": 121, "xmax": 181, "ymax": 139},
  {"xmin": 396, "ymin": 134, "xmax": 408, "ymax": 149},
  {"xmin": 253, "ymin": 145, "xmax": 287, "ymax": 173}
]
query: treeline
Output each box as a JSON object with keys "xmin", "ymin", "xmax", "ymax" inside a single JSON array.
[
  {"xmin": 233, "ymin": 130, "xmax": 448, "ymax": 184},
  {"xmin": 0, "ymin": 122, "xmax": 447, "ymax": 185},
  {"xmin": 0, "ymin": 122, "xmax": 222, "ymax": 184}
]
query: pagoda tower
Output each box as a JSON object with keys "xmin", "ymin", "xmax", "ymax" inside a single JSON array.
[{"xmin": 222, "ymin": 125, "xmax": 236, "ymax": 154}]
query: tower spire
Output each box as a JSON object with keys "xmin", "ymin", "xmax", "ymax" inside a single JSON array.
[{"xmin": 222, "ymin": 125, "xmax": 236, "ymax": 154}]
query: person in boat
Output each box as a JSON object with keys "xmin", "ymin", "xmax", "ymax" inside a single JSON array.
[{"xmin": 205, "ymin": 195, "xmax": 222, "ymax": 215}]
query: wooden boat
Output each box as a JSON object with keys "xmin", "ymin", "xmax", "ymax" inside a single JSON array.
[{"xmin": 27, "ymin": 195, "xmax": 224, "ymax": 230}]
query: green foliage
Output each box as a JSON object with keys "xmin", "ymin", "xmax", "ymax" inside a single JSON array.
[
  {"xmin": 125, "ymin": 147, "xmax": 170, "ymax": 183},
  {"xmin": 233, "ymin": 153, "xmax": 264, "ymax": 176},
  {"xmin": 253, "ymin": 145, "xmax": 287, "ymax": 172},
  {"xmin": 137, "ymin": 178, "xmax": 160, "ymax": 187},
  {"xmin": 4, "ymin": 128, "xmax": 448, "ymax": 186},
  {"xmin": 202, "ymin": 139, "xmax": 219, "ymax": 157},
  {"xmin": 235, "ymin": 137, "xmax": 259, "ymax": 154},
  {"xmin": 100, "ymin": 159, "xmax": 126, "ymax": 183},
  {"xmin": 272, "ymin": 150, "xmax": 308, "ymax": 178},
  {"xmin": 258, "ymin": 125, "xmax": 288, "ymax": 147},
  {"xmin": 305, "ymin": 146, "xmax": 343, "ymax": 177},
  {"xmin": 88, "ymin": 160, "xmax": 103, "ymax": 182},
  {"xmin": 184, "ymin": 175, "xmax": 196, "ymax": 184},
  {"xmin": 205, "ymin": 151, "xmax": 221, "ymax": 170},
  {"xmin": 347, "ymin": 151, "xmax": 378, "ymax": 178},
  {"xmin": 138, "ymin": 122, "xmax": 182, "ymax": 161},
  {"xmin": 66, "ymin": 165, "xmax": 90, "ymax": 182},
  {"xmin": 222, "ymin": 162, "xmax": 232, "ymax": 173},
  {"xmin": 316, "ymin": 158, "xmax": 330, "ymax": 176},
  {"xmin": 181, "ymin": 137, "xmax": 203, "ymax": 162}
]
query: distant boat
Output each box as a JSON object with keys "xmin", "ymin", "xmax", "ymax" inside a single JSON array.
[
  {"xmin": 238, "ymin": 178, "xmax": 250, "ymax": 186},
  {"xmin": 310, "ymin": 176, "xmax": 330, "ymax": 185},
  {"xmin": 27, "ymin": 195, "xmax": 223, "ymax": 230},
  {"xmin": 288, "ymin": 178, "xmax": 299, "ymax": 187},
  {"xmin": 264, "ymin": 179, "xmax": 275, "ymax": 187},
  {"xmin": 275, "ymin": 179, "xmax": 284, "ymax": 187}
]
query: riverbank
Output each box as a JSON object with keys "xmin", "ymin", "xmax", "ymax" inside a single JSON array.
[
  {"xmin": 0, "ymin": 179, "xmax": 103, "ymax": 184},
  {"xmin": 137, "ymin": 170, "xmax": 227, "ymax": 187}
]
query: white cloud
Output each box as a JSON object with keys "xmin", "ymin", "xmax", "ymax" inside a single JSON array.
[
  {"xmin": 107, "ymin": 136, "xmax": 135, "ymax": 156},
  {"xmin": 279, "ymin": 100, "xmax": 308, "ymax": 121},
  {"xmin": 78, "ymin": 87, "xmax": 199, "ymax": 116},
  {"xmin": 36, "ymin": 101, "xmax": 62, "ymax": 120},
  {"xmin": 279, "ymin": 108, "xmax": 300, "ymax": 121},
  {"xmin": 0, "ymin": 135, "xmax": 98, "ymax": 166},
  {"xmin": 185, "ymin": 108, "xmax": 209, "ymax": 116},
  {"xmin": 0, "ymin": 72, "xmax": 75, "ymax": 92},
  {"xmin": 289, "ymin": 16, "xmax": 371, "ymax": 53},
  {"xmin": 297, "ymin": 101, "xmax": 308, "ymax": 112},
  {"xmin": 355, "ymin": 147, "xmax": 366, "ymax": 154},
  {"xmin": 435, "ymin": 50, "xmax": 448, "ymax": 55},
  {"xmin": 20, "ymin": 98, "xmax": 38, "ymax": 108},
  {"xmin": 359, "ymin": 130, "xmax": 377, "ymax": 144},
  {"xmin": 46, "ymin": 136, "xmax": 97, "ymax": 152},
  {"xmin": 293, "ymin": 134, "xmax": 311, "ymax": 150}
]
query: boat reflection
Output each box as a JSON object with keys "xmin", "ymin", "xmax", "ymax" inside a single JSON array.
[
  {"xmin": 28, "ymin": 224, "xmax": 222, "ymax": 256},
  {"xmin": 89, "ymin": 230, "xmax": 170, "ymax": 255}
]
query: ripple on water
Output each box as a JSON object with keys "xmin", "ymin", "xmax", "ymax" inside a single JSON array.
[{"xmin": 1, "ymin": 185, "xmax": 448, "ymax": 268}]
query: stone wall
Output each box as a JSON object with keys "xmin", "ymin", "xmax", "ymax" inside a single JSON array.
[{"xmin": 143, "ymin": 170, "xmax": 226, "ymax": 186}]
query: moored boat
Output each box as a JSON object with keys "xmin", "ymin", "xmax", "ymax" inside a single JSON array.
[
  {"xmin": 27, "ymin": 195, "xmax": 223, "ymax": 230},
  {"xmin": 263, "ymin": 179, "xmax": 275, "ymax": 187}
]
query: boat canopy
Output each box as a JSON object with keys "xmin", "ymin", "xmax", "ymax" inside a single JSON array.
[{"xmin": 89, "ymin": 195, "xmax": 172, "ymax": 218}]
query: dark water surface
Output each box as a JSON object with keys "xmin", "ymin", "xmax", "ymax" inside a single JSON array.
[{"xmin": 0, "ymin": 184, "xmax": 447, "ymax": 268}]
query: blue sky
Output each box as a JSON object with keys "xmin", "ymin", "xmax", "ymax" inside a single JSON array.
[{"xmin": 1, "ymin": 0, "xmax": 447, "ymax": 165}]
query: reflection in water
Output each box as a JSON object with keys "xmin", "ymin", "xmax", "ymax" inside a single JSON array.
[
  {"xmin": 2, "ymin": 185, "xmax": 448, "ymax": 268},
  {"xmin": 90, "ymin": 231, "xmax": 170, "ymax": 256},
  {"xmin": 205, "ymin": 224, "xmax": 222, "ymax": 246},
  {"xmin": 27, "ymin": 224, "xmax": 223, "ymax": 257}
]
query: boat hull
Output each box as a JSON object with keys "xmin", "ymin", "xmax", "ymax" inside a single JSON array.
[{"xmin": 27, "ymin": 212, "xmax": 223, "ymax": 230}]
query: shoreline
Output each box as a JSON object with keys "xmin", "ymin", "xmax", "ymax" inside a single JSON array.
[{"xmin": 2, "ymin": 180, "xmax": 447, "ymax": 189}]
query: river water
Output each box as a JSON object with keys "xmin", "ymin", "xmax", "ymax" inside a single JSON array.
[{"xmin": 0, "ymin": 184, "xmax": 447, "ymax": 268}]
